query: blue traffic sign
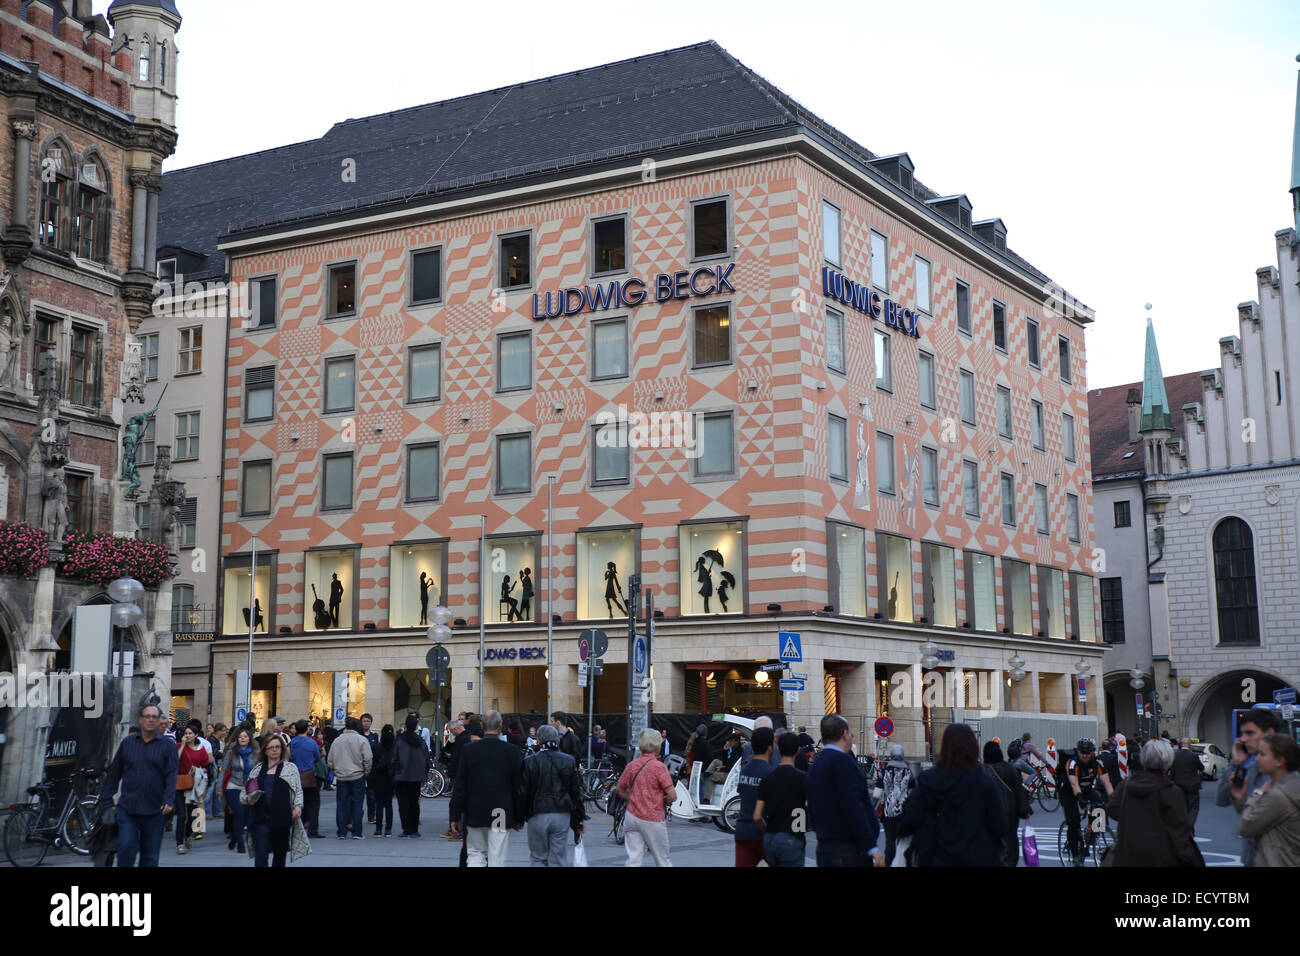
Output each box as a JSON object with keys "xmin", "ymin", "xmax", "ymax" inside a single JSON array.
[
  {"xmin": 779, "ymin": 678, "xmax": 805, "ymax": 692},
  {"xmin": 1273, "ymin": 688, "xmax": 1297, "ymax": 705},
  {"xmin": 634, "ymin": 636, "xmax": 647, "ymax": 676},
  {"xmin": 778, "ymin": 632, "xmax": 802, "ymax": 663},
  {"xmin": 334, "ymin": 706, "xmax": 345, "ymax": 722},
  {"xmin": 236, "ymin": 707, "xmax": 247, "ymax": 722}
]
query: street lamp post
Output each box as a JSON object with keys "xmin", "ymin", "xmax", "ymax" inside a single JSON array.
[
  {"xmin": 546, "ymin": 476, "xmax": 554, "ymax": 716},
  {"xmin": 107, "ymin": 576, "xmax": 144, "ymax": 730},
  {"xmin": 920, "ymin": 640, "xmax": 938, "ymax": 760},
  {"xmin": 426, "ymin": 607, "xmax": 452, "ymax": 762},
  {"xmin": 1076, "ymin": 657, "xmax": 1092, "ymax": 717},
  {"xmin": 1129, "ymin": 668, "xmax": 1146, "ymax": 738},
  {"xmin": 1009, "ymin": 652, "xmax": 1026, "ymax": 713}
]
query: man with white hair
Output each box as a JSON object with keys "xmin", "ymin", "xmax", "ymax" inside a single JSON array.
[{"xmin": 450, "ymin": 710, "xmax": 524, "ymax": 866}]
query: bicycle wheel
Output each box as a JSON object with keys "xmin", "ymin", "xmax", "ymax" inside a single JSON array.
[
  {"xmin": 63, "ymin": 797, "xmax": 99, "ymax": 855},
  {"xmin": 1036, "ymin": 782, "xmax": 1059, "ymax": 813},
  {"xmin": 611, "ymin": 808, "xmax": 626, "ymax": 845},
  {"xmin": 420, "ymin": 767, "xmax": 445, "ymax": 799},
  {"xmin": 1089, "ymin": 824, "xmax": 1114, "ymax": 867},
  {"xmin": 3, "ymin": 808, "xmax": 49, "ymax": 867},
  {"xmin": 714, "ymin": 795, "xmax": 740, "ymax": 834},
  {"xmin": 1056, "ymin": 821, "xmax": 1069, "ymax": 867}
]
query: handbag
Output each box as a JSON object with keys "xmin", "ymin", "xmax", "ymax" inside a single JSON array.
[
  {"xmin": 176, "ymin": 772, "xmax": 194, "ymax": 791},
  {"xmin": 314, "ymin": 756, "xmax": 328, "ymax": 780},
  {"xmin": 1022, "ymin": 825, "xmax": 1040, "ymax": 867},
  {"xmin": 300, "ymin": 768, "xmax": 317, "ymax": 789}
]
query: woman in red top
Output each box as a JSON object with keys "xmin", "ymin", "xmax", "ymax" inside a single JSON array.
[
  {"xmin": 616, "ymin": 729, "xmax": 677, "ymax": 867},
  {"xmin": 176, "ymin": 725, "xmax": 211, "ymax": 854}
]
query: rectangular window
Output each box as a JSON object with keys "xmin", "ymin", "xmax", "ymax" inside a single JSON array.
[
  {"xmin": 962, "ymin": 460, "xmax": 979, "ymax": 516},
  {"xmin": 496, "ymin": 433, "xmax": 532, "ymax": 493},
  {"xmin": 878, "ymin": 532, "xmax": 913, "ymax": 622},
  {"xmin": 35, "ymin": 316, "xmax": 57, "ymax": 377},
  {"xmin": 177, "ymin": 326, "xmax": 202, "ymax": 374},
  {"xmin": 593, "ymin": 215, "xmax": 627, "ymax": 275},
  {"xmin": 140, "ymin": 416, "xmax": 155, "ymax": 466},
  {"xmin": 1000, "ymin": 472, "xmax": 1016, "ymax": 526},
  {"xmin": 65, "ymin": 473, "xmax": 86, "ymax": 533},
  {"xmin": 39, "ymin": 176, "xmax": 62, "ymax": 248},
  {"xmin": 135, "ymin": 502, "xmax": 150, "ymax": 539},
  {"xmin": 410, "ymin": 248, "xmax": 441, "ymax": 304},
  {"xmin": 870, "ymin": 232, "xmax": 888, "ymax": 291},
  {"xmin": 1063, "ymin": 412, "xmax": 1076, "ymax": 462},
  {"xmin": 692, "ymin": 198, "xmax": 729, "ymax": 259},
  {"xmin": 918, "ymin": 351, "xmax": 935, "ymax": 408},
  {"xmin": 997, "ymin": 386, "xmax": 1013, "ymax": 439},
  {"xmin": 966, "ymin": 550, "xmax": 996, "ymax": 631},
  {"xmin": 1073, "ymin": 572, "xmax": 1097, "ymax": 642},
  {"xmin": 408, "ymin": 343, "xmax": 441, "ymax": 403},
  {"xmin": 828, "ymin": 414, "xmax": 848, "ymax": 482},
  {"xmin": 324, "ymin": 355, "xmax": 355, "ymax": 413},
  {"xmin": 1039, "ymin": 566, "xmax": 1065, "ymax": 638},
  {"xmin": 921, "ymin": 446, "xmax": 938, "ymax": 506},
  {"xmin": 407, "ymin": 442, "xmax": 440, "ymax": 502},
  {"xmin": 829, "ymin": 522, "xmax": 866, "ymax": 617},
  {"xmin": 826, "ymin": 308, "xmax": 845, "ymax": 374},
  {"xmin": 156, "ymin": 258, "xmax": 176, "ymax": 283},
  {"xmin": 993, "ymin": 301, "xmax": 1006, "ymax": 351},
  {"xmin": 592, "ymin": 318, "xmax": 628, "ymax": 380},
  {"xmin": 696, "ymin": 412, "xmax": 734, "ymax": 477},
  {"xmin": 956, "ymin": 281, "xmax": 970, "ymax": 334},
  {"xmin": 822, "ymin": 201, "xmax": 841, "ymax": 265},
  {"xmin": 322, "ymin": 453, "xmax": 353, "ymax": 511},
  {"xmin": 498, "ymin": 331, "xmax": 532, "ymax": 391},
  {"xmin": 1114, "ymin": 500, "xmax": 1131, "ymax": 527},
  {"xmin": 76, "ymin": 188, "xmax": 97, "ymax": 258},
  {"xmin": 1027, "ymin": 317, "xmax": 1040, "ymax": 368},
  {"xmin": 327, "ymin": 263, "xmax": 356, "ymax": 317},
  {"xmin": 174, "ymin": 411, "xmax": 199, "ymax": 461},
  {"xmin": 592, "ymin": 422, "xmax": 629, "ymax": 485},
  {"xmin": 178, "ymin": 497, "xmax": 197, "ymax": 550},
  {"xmin": 915, "ymin": 256, "xmax": 932, "ymax": 313},
  {"xmin": 1059, "ymin": 335, "xmax": 1072, "ymax": 383},
  {"xmin": 693, "ymin": 304, "xmax": 731, "ymax": 367},
  {"xmin": 245, "ymin": 366, "xmax": 274, "ymax": 422},
  {"xmin": 877, "ymin": 431, "xmax": 895, "ymax": 494},
  {"xmin": 1032, "ymin": 400, "xmax": 1045, "ymax": 450},
  {"xmin": 1035, "ymin": 483, "xmax": 1049, "ymax": 535},
  {"xmin": 251, "ymin": 276, "xmax": 277, "ymax": 329},
  {"xmin": 1100, "ymin": 577, "xmax": 1126, "ymax": 643},
  {"xmin": 499, "ymin": 233, "xmax": 531, "ymax": 289},
  {"xmin": 69, "ymin": 326, "xmax": 93, "ymax": 405},
  {"xmin": 242, "ymin": 460, "xmax": 272, "ymax": 516},
  {"xmin": 874, "ymin": 328, "xmax": 892, "ymax": 391},
  {"xmin": 922, "ymin": 541, "xmax": 956, "ymax": 628},
  {"xmin": 1067, "ymin": 493, "xmax": 1081, "ymax": 542},
  {"xmin": 143, "ymin": 333, "xmax": 159, "ymax": 382},
  {"xmin": 960, "ymin": 369, "xmax": 975, "ymax": 425},
  {"xmin": 1006, "ymin": 559, "xmax": 1032, "ymax": 636}
]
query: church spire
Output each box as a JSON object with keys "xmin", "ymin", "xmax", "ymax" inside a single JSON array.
[{"xmin": 1140, "ymin": 306, "xmax": 1172, "ymax": 433}]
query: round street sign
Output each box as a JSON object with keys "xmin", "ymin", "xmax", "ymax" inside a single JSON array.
[
  {"xmin": 875, "ymin": 716, "xmax": 894, "ymax": 738},
  {"xmin": 578, "ymin": 638, "xmax": 590, "ymax": 663},
  {"xmin": 236, "ymin": 707, "xmax": 247, "ymax": 722},
  {"xmin": 578, "ymin": 628, "xmax": 608, "ymax": 660},
  {"xmin": 426, "ymin": 646, "xmax": 450, "ymax": 670}
]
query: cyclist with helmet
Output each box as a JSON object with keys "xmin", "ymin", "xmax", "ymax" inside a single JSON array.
[{"xmin": 1062, "ymin": 738, "xmax": 1114, "ymax": 866}]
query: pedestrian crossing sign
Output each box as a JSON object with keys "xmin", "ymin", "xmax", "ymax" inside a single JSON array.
[{"xmin": 778, "ymin": 631, "xmax": 802, "ymax": 663}]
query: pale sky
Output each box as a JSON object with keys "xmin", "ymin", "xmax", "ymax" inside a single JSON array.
[{"xmin": 127, "ymin": 0, "xmax": 1300, "ymax": 391}]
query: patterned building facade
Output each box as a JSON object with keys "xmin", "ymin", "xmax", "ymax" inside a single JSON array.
[{"xmin": 182, "ymin": 44, "xmax": 1104, "ymax": 753}]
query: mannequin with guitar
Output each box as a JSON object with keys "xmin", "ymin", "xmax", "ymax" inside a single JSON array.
[{"xmin": 311, "ymin": 584, "xmax": 332, "ymax": 629}]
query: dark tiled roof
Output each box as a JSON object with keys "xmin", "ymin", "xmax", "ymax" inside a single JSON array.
[
  {"xmin": 1088, "ymin": 370, "xmax": 1206, "ymax": 479},
  {"xmin": 158, "ymin": 40, "xmax": 1071, "ymax": 292}
]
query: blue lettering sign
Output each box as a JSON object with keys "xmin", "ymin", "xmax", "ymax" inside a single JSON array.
[
  {"xmin": 820, "ymin": 267, "xmax": 921, "ymax": 339},
  {"xmin": 534, "ymin": 267, "xmax": 736, "ymax": 320}
]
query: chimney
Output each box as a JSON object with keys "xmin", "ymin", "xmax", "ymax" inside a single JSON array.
[{"xmin": 1126, "ymin": 388, "xmax": 1141, "ymax": 443}]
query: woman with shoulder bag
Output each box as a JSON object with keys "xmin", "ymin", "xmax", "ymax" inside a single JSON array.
[
  {"xmin": 616, "ymin": 729, "xmax": 678, "ymax": 867},
  {"xmin": 983, "ymin": 740, "xmax": 1030, "ymax": 867},
  {"xmin": 243, "ymin": 735, "xmax": 310, "ymax": 867},
  {"xmin": 222, "ymin": 729, "xmax": 259, "ymax": 853},
  {"xmin": 176, "ymin": 725, "xmax": 211, "ymax": 854}
]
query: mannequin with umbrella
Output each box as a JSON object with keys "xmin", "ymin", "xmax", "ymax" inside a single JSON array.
[{"xmin": 695, "ymin": 548, "xmax": 725, "ymax": 612}]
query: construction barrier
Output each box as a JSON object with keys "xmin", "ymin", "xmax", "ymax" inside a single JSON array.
[{"xmin": 1115, "ymin": 732, "xmax": 1128, "ymax": 778}]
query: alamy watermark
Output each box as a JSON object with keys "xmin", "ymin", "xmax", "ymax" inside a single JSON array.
[
  {"xmin": 594, "ymin": 405, "xmax": 700, "ymax": 457},
  {"xmin": 0, "ymin": 669, "xmax": 105, "ymax": 718}
]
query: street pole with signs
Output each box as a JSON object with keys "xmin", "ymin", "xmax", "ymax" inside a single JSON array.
[{"xmin": 625, "ymin": 573, "xmax": 640, "ymax": 762}]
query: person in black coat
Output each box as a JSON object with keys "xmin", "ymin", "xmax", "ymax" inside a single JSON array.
[
  {"xmin": 983, "ymin": 740, "xmax": 1030, "ymax": 866},
  {"xmin": 369, "ymin": 725, "xmax": 397, "ymax": 837},
  {"xmin": 1171, "ymin": 737, "xmax": 1204, "ymax": 830},
  {"xmin": 901, "ymin": 724, "xmax": 1005, "ymax": 867},
  {"xmin": 450, "ymin": 710, "xmax": 525, "ymax": 867},
  {"xmin": 392, "ymin": 715, "xmax": 430, "ymax": 837}
]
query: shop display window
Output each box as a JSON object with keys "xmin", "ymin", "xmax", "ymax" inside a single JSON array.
[
  {"xmin": 877, "ymin": 533, "xmax": 913, "ymax": 622},
  {"xmin": 305, "ymin": 548, "xmax": 356, "ymax": 631},
  {"xmin": 922, "ymin": 542, "xmax": 956, "ymax": 628},
  {"xmin": 966, "ymin": 551, "xmax": 996, "ymax": 631},
  {"xmin": 576, "ymin": 527, "xmax": 638, "ymax": 620},
  {"xmin": 483, "ymin": 534, "xmax": 540, "ymax": 623},
  {"xmin": 828, "ymin": 522, "xmax": 865, "ymax": 617},
  {"xmin": 389, "ymin": 541, "xmax": 448, "ymax": 628},
  {"xmin": 679, "ymin": 520, "xmax": 745, "ymax": 615},
  {"xmin": 222, "ymin": 562, "xmax": 271, "ymax": 636}
]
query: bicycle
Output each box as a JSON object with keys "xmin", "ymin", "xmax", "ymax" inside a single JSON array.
[
  {"xmin": 3, "ymin": 767, "xmax": 101, "ymax": 867},
  {"xmin": 1056, "ymin": 787, "xmax": 1113, "ymax": 867},
  {"xmin": 1023, "ymin": 765, "xmax": 1060, "ymax": 813},
  {"xmin": 580, "ymin": 757, "xmax": 619, "ymax": 809},
  {"xmin": 420, "ymin": 762, "xmax": 448, "ymax": 798}
]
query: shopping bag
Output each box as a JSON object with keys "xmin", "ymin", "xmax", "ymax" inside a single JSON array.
[
  {"xmin": 1022, "ymin": 826, "xmax": 1039, "ymax": 867},
  {"xmin": 892, "ymin": 833, "xmax": 911, "ymax": 868},
  {"xmin": 573, "ymin": 839, "xmax": 589, "ymax": 868}
]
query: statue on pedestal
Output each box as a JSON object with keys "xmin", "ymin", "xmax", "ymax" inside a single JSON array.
[
  {"xmin": 41, "ymin": 468, "xmax": 68, "ymax": 544},
  {"xmin": 122, "ymin": 386, "xmax": 164, "ymax": 499}
]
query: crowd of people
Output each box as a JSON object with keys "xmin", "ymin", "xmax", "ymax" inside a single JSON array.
[{"xmin": 91, "ymin": 703, "xmax": 1299, "ymax": 868}]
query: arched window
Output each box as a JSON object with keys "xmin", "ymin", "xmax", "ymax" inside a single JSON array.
[
  {"xmin": 138, "ymin": 35, "xmax": 151, "ymax": 82},
  {"xmin": 1213, "ymin": 517, "xmax": 1260, "ymax": 644},
  {"xmin": 38, "ymin": 139, "xmax": 73, "ymax": 249},
  {"xmin": 75, "ymin": 155, "xmax": 107, "ymax": 260},
  {"xmin": 158, "ymin": 41, "xmax": 166, "ymax": 86}
]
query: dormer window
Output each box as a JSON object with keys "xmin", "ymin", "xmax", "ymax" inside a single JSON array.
[{"xmin": 139, "ymin": 36, "xmax": 151, "ymax": 82}]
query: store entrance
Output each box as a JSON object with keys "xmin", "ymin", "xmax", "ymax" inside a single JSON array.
[
  {"xmin": 482, "ymin": 665, "xmax": 547, "ymax": 714},
  {"xmin": 686, "ymin": 663, "xmax": 783, "ymax": 715}
]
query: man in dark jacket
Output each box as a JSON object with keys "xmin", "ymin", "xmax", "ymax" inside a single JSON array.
[
  {"xmin": 983, "ymin": 741, "xmax": 1030, "ymax": 866},
  {"xmin": 805, "ymin": 715, "xmax": 881, "ymax": 867},
  {"xmin": 551, "ymin": 712, "xmax": 583, "ymax": 765},
  {"xmin": 1171, "ymin": 737, "xmax": 1204, "ymax": 829},
  {"xmin": 451, "ymin": 710, "xmax": 525, "ymax": 867},
  {"xmin": 392, "ymin": 714, "xmax": 430, "ymax": 837},
  {"xmin": 101, "ymin": 702, "xmax": 179, "ymax": 867},
  {"xmin": 521, "ymin": 724, "xmax": 584, "ymax": 866}
]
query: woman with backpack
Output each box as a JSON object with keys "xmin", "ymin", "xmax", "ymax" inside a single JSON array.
[
  {"xmin": 878, "ymin": 744, "xmax": 915, "ymax": 866},
  {"xmin": 370, "ymin": 724, "xmax": 397, "ymax": 837},
  {"xmin": 900, "ymin": 724, "xmax": 1005, "ymax": 867}
]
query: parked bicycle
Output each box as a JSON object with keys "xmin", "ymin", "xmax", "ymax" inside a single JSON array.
[
  {"xmin": 3, "ymin": 767, "xmax": 101, "ymax": 867},
  {"xmin": 420, "ymin": 760, "xmax": 448, "ymax": 799},
  {"xmin": 580, "ymin": 757, "xmax": 620, "ymax": 809}
]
